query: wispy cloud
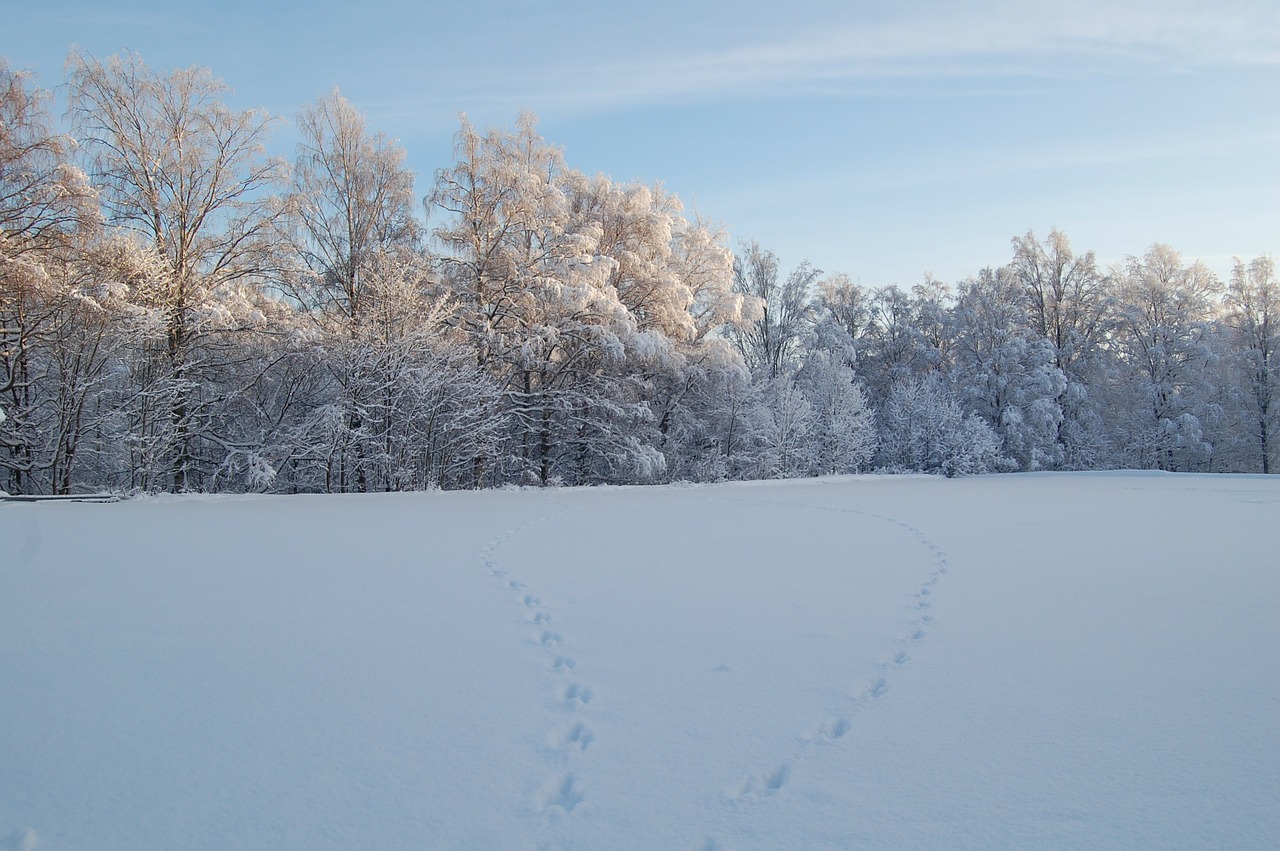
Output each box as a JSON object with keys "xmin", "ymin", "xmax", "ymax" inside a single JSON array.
[
  {"xmin": 609, "ymin": 1, "xmax": 1279, "ymax": 100},
  {"xmin": 367, "ymin": 0, "xmax": 1280, "ymax": 122}
]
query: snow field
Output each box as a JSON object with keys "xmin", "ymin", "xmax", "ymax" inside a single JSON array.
[{"xmin": 1, "ymin": 473, "xmax": 1277, "ymax": 849}]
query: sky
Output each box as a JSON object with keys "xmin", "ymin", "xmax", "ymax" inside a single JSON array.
[{"xmin": 4, "ymin": 0, "xmax": 1278, "ymax": 287}]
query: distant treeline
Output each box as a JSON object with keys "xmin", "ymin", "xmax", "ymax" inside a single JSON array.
[{"xmin": 1, "ymin": 52, "xmax": 1276, "ymax": 494}]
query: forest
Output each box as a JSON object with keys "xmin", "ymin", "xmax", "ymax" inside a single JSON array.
[{"xmin": 2, "ymin": 52, "xmax": 1277, "ymax": 495}]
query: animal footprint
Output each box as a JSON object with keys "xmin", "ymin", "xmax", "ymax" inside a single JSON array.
[
  {"xmin": 551, "ymin": 721, "xmax": 594, "ymax": 750},
  {"xmin": 731, "ymin": 763, "xmax": 790, "ymax": 799},
  {"xmin": 563, "ymin": 683, "xmax": 593, "ymax": 705},
  {"xmin": 552, "ymin": 656, "xmax": 576, "ymax": 671},
  {"xmin": 537, "ymin": 773, "xmax": 584, "ymax": 812},
  {"xmin": 540, "ymin": 631, "xmax": 563, "ymax": 646},
  {"xmin": 810, "ymin": 717, "xmax": 851, "ymax": 741},
  {"xmin": 869, "ymin": 676, "xmax": 888, "ymax": 699}
]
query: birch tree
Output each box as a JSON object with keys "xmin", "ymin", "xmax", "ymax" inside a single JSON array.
[
  {"xmin": 430, "ymin": 114, "xmax": 746, "ymax": 485},
  {"xmin": 1007, "ymin": 229, "xmax": 1113, "ymax": 465},
  {"xmin": 795, "ymin": 350, "xmax": 876, "ymax": 474},
  {"xmin": 1008, "ymin": 229, "xmax": 1111, "ymax": 379},
  {"xmin": 0, "ymin": 60, "xmax": 97, "ymax": 492},
  {"xmin": 1112, "ymin": 244, "xmax": 1221, "ymax": 470},
  {"xmin": 284, "ymin": 89, "xmax": 424, "ymax": 491},
  {"xmin": 68, "ymin": 51, "xmax": 285, "ymax": 491},
  {"xmin": 950, "ymin": 267, "xmax": 1066, "ymax": 470},
  {"xmin": 1224, "ymin": 255, "xmax": 1278, "ymax": 473},
  {"xmin": 879, "ymin": 375, "xmax": 1007, "ymax": 476},
  {"xmin": 856, "ymin": 285, "xmax": 937, "ymax": 401},
  {"xmin": 728, "ymin": 242, "xmax": 816, "ymax": 379}
]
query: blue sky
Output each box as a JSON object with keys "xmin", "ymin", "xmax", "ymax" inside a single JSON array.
[{"xmin": 5, "ymin": 0, "xmax": 1277, "ymax": 286}]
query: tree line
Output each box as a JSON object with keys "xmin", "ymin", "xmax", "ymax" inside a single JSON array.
[{"xmin": 1, "ymin": 53, "xmax": 1276, "ymax": 494}]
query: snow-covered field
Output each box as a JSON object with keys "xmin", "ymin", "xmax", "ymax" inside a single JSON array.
[{"xmin": 1, "ymin": 473, "xmax": 1277, "ymax": 850}]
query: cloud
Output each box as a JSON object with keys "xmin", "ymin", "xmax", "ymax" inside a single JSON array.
[
  {"xmin": 623, "ymin": 0, "xmax": 1279, "ymax": 98},
  {"xmin": 370, "ymin": 0, "xmax": 1279, "ymax": 122}
]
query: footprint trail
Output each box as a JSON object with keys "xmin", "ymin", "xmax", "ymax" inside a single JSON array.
[
  {"xmin": 717, "ymin": 495, "xmax": 951, "ymax": 803},
  {"xmin": 478, "ymin": 502, "xmax": 597, "ymax": 818}
]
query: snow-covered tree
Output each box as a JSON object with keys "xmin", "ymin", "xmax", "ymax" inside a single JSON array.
[
  {"xmin": 1008, "ymin": 229, "xmax": 1111, "ymax": 380},
  {"xmin": 68, "ymin": 51, "xmax": 286, "ymax": 491},
  {"xmin": 879, "ymin": 374, "xmax": 1008, "ymax": 477},
  {"xmin": 1111, "ymin": 244, "xmax": 1221, "ymax": 471},
  {"xmin": 0, "ymin": 60, "xmax": 94, "ymax": 257},
  {"xmin": 1223, "ymin": 255, "xmax": 1278, "ymax": 473},
  {"xmin": 560, "ymin": 170, "xmax": 747, "ymax": 483},
  {"xmin": 10, "ymin": 51, "xmax": 1279, "ymax": 492},
  {"xmin": 287, "ymin": 88, "xmax": 420, "ymax": 327},
  {"xmin": 950, "ymin": 267, "xmax": 1066, "ymax": 470},
  {"xmin": 815, "ymin": 274, "xmax": 873, "ymax": 357},
  {"xmin": 430, "ymin": 114, "xmax": 749, "ymax": 486},
  {"xmin": 795, "ymin": 350, "xmax": 876, "ymax": 474},
  {"xmin": 728, "ymin": 242, "xmax": 815, "ymax": 379},
  {"xmin": 0, "ymin": 60, "xmax": 98, "ymax": 493},
  {"xmin": 1007, "ymin": 229, "xmax": 1113, "ymax": 465},
  {"xmin": 283, "ymin": 89, "xmax": 426, "ymax": 491},
  {"xmin": 854, "ymin": 284, "xmax": 946, "ymax": 401},
  {"xmin": 760, "ymin": 376, "xmax": 814, "ymax": 477}
]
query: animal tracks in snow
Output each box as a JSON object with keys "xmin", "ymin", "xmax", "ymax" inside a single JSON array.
[
  {"xmin": 719, "ymin": 494, "xmax": 952, "ymax": 806},
  {"xmin": 729, "ymin": 763, "xmax": 791, "ymax": 800},
  {"xmin": 481, "ymin": 491, "xmax": 951, "ymax": 836},
  {"xmin": 807, "ymin": 716, "xmax": 852, "ymax": 742},
  {"xmin": 551, "ymin": 655, "xmax": 576, "ymax": 672},
  {"xmin": 478, "ymin": 502, "xmax": 596, "ymax": 816},
  {"xmin": 536, "ymin": 773, "xmax": 584, "ymax": 813},
  {"xmin": 549, "ymin": 720, "xmax": 595, "ymax": 751}
]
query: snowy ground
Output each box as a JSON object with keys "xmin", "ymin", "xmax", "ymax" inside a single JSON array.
[{"xmin": 1, "ymin": 473, "xmax": 1277, "ymax": 850}]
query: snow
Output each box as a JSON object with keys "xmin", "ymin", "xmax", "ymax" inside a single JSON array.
[{"xmin": 1, "ymin": 473, "xmax": 1277, "ymax": 850}]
